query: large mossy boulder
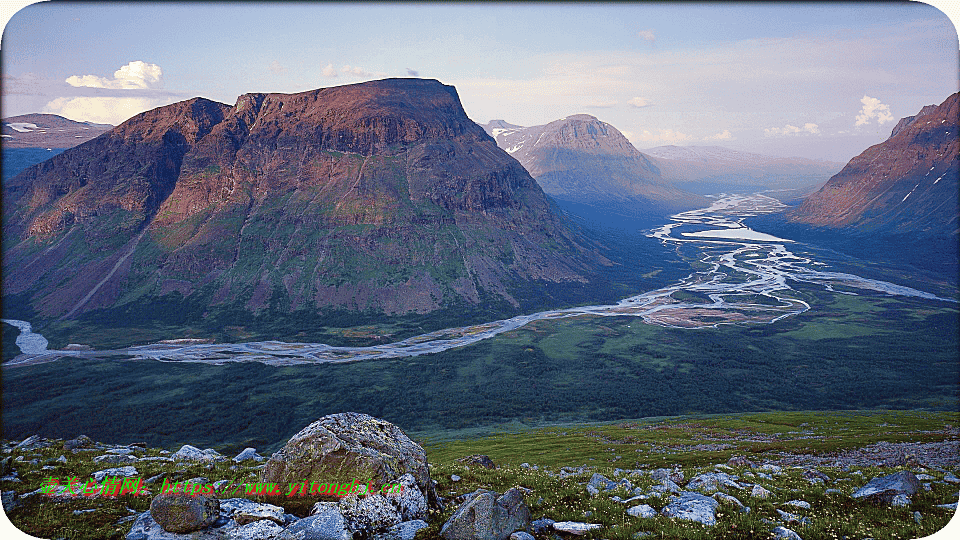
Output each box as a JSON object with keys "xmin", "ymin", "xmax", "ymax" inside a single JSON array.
[{"xmin": 261, "ymin": 413, "xmax": 436, "ymax": 507}]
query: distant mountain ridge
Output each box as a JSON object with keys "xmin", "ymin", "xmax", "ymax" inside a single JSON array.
[
  {"xmin": 3, "ymin": 79, "xmax": 609, "ymax": 324},
  {"xmin": 482, "ymin": 115, "xmax": 707, "ymax": 221},
  {"xmin": 644, "ymin": 145, "xmax": 843, "ymax": 196},
  {"xmin": 2, "ymin": 113, "xmax": 112, "ymax": 148}
]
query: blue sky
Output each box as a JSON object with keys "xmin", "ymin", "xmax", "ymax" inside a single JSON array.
[{"xmin": 2, "ymin": 1, "xmax": 958, "ymax": 162}]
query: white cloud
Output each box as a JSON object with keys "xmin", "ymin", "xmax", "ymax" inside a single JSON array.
[
  {"xmin": 855, "ymin": 95, "xmax": 894, "ymax": 126},
  {"xmin": 628, "ymin": 97, "xmax": 651, "ymax": 108},
  {"xmin": 705, "ymin": 129, "xmax": 733, "ymax": 141},
  {"xmin": 322, "ymin": 63, "xmax": 338, "ymax": 77},
  {"xmin": 637, "ymin": 29, "xmax": 656, "ymax": 42},
  {"xmin": 66, "ymin": 61, "xmax": 163, "ymax": 90},
  {"xmin": 341, "ymin": 65, "xmax": 373, "ymax": 77},
  {"xmin": 43, "ymin": 96, "xmax": 169, "ymax": 125},
  {"xmin": 632, "ymin": 129, "xmax": 694, "ymax": 145},
  {"xmin": 763, "ymin": 123, "xmax": 820, "ymax": 137}
]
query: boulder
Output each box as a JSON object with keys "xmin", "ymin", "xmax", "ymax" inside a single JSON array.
[
  {"xmin": 171, "ymin": 445, "xmax": 225, "ymax": 462},
  {"xmin": 218, "ymin": 498, "xmax": 286, "ymax": 525},
  {"xmin": 233, "ymin": 448, "xmax": 265, "ymax": 462},
  {"xmin": 388, "ymin": 473, "xmax": 428, "ymax": 520},
  {"xmin": 261, "ymin": 413, "xmax": 436, "ymax": 506},
  {"xmin": 440, "ymin": 488, "xmax": 531, "ymax": 540},
  {"xmin": 851, "ymin": 471, "xmax": 922, "ymax": 506},
  {"xmin": 660, "ymin": 491, "xmax": 719, "ymax": 526},
  {"xmin": 458, "ymin": 455, "xmax": 498, "ymax": 469},
  {"xmin": 231, "ymin": 519, "xmax": 284, "ymax": 540},
  {"xmin": 93, "ymin": 466, "xmax": 139, "ymax": 483},
  {"xmin": 279, "ymin": 506, "xmax": 352, "ymax": 540},
  {"xmin": 772, "ymin": 526, "xmax": 803, "ymax": 540},
  {"xmin": 64, "ymin": 435, "xmax": 96, "ymax": 452},
  {"xmin": 149, "ymin": 493, "xmax": 220, "ymax": 533}
]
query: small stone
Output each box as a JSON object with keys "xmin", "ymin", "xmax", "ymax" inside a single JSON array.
[
  {"xmin": 552, "ymin": 521, "xmax": 602, "ymax": 535},
  {"xmin": 771, "ymin": 526, "xmax": 802, "ymax": 540},
  {"xmin": 92, "ymin": 466, "xmax": 138, "ymax": 483},
  {"xmin": 783, "ymin": 500, "xmax": 811, "ymax": 510},
  {"xmin": 751, "ymin": 485, "xmax": 772, "ymax": 499},
  {"xmin": 914, "ymin": 511, "xmax": 923, "ymax": 524},
  {"xmin": 661, "ymin": 491, "xmax": 719, "ymax": 526},
  {"xmin": 233, "ymin": 447, "xmax": 265, "ymax": 462},
  {"xmin": 374, "ymin": 520, "xmax": 430, "ymax": 540},
  {"xmin": 457, "ymin": 454, "xmax": 497, "ymax": 469},
  {"xmin": 450, "ymin": 474, "xmax": 461, "ymax": 482},
  {"xmin": 891, "ymin": 494, "xmax": 911, "ymax": 507},
  {"xmin": 510, "ymin": 533, "xmax": 534, "ymax": 540},
  {"xmin": 627, "ymin": 504, "xmax": 657, "ymax": 518}
]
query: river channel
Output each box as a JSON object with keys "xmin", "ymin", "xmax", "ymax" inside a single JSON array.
[{"xmin": 3, "ymin": 193, "xmax": 954, "ymax": 368}]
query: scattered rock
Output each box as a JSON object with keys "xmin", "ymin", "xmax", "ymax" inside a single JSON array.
[
  {"xmin": 783, "ymin": 500, "xmax": 811, "ymax": 510},
  {"xmin": 388, "ymin": 473, "xmax": 428, "ymax": 521},
  {"xmin": 440, "ymin": 487, "xmax": 531, "ymax": 540},
  {"xmin": 231, "ymin": 519, "xmax": 285, "ymax": 540},
  {"xmin": 279, "ymin": 507, "xmax": 351, "ymax": 540},
  {"xmin": 751, "ymin": 485, "xmax": 772, "ymax": 499},
  {"xmin": 851, "ymin": 471, "xmax": 921, "ymax": 506},
  {"xmin": 451, "ymin": 475, "xmax": 462, "ymax": 482},
  {"xmin": 149, "ymin": 493, "xmax": 220, "ymax": 533},
  {"xmin": 627, "ymin": 504, "xmax": 657, "ymax": 518},
  {"xmin": 551, "ymin": 522, "xmax": 602, "ymax": 535},
  {"xmin": 530, "ymin": 518, "xmax": 555, "ymax": 534},
  {"xmin": 233, "ymin": 448, "xmax": 265, "ymax": 462},
  {"xmin": 339, "ymin": 493, "xmax": 401, "ymax": 535},
  {"xmin": 458, "ymin": 455, "xmax": 497, "ymax": 469},
  {"xmin": 374, "ymin": 520, "xmax": 430, "ymax": 540},
  {"xmin": 509, "ymin": 532, "xmax": 535, "ymax": 540},
  {"xmin": 171, "ymin": 445, "xmax": 225, "ymax": 463},
  {"xmin": 93, "ymin": 453, "xmax": 139, "ymax": 464},
  {"xmin": 772, "ymin": 526, "xmax": 803, "ymax": 539},
  {"xmin": 660, "ymin": 491, "xmax": 719, "ymax": 526},
  {"xmin": 93, "ymin": 466, "xmax": 138, "ymax": 483},
  {"xmin": 219, "ymin": 498, "xmax": 286, "ymax": 525}
]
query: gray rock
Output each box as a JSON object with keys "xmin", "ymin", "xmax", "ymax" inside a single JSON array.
[
  {"xmin": 551, "ymin": 522, "xmax": 601, "ymax": 535},
  {"xmin": 149, "ymin": 493, "xmax": 220, "ymax": 533},
  {"xmin": 626, "ymin": 504, "xmax": 657, "ymax": 518},
  {"xmin": 262, "ymin": 413, "xmax": 435, "ymax": 507},
  {"xmin": 2, "ymin": 491, "xmax": 18, "ymax": 514},
  {"xmin": 372, "ymin": 520, "xmax": 430, "ymax": 540},
  {"xmin": 772, "ymin": 526, "xmax": 802, "ymax": 540},
  {"xmin": 650, "ymin": 468, "xmax": 684, "ymax": 484},
  {"xmin": 93, "ymin": 466, "xmax": 139, "ymax": 483},
  {"xmin": 218, "ymin": 498, "xmax": 286, "ymax": 525},
  {"xmin": 171, "ymin": 445, "xmax": 225, "ymax": 463},
  {"xmin": 530, "ymin": 518, "xmax": 555, "ymax": 534},
  {"xmin": 231, "ymin": 519, "xmax": 284, "ymax": 539},
  {"xmin": 56, "ymin": 455, "xmax": 68, "ymax": 463},
  {"xmin": 387, "ymin": 473, "xmax": 428, "ymax": 521},
  {"xmin": 64, "ymin": 435, "xmax": 96, "ymax": 452},
  {"xmin": 943, "ymin": 473, "xmax": 960, "ymax": 484},
  {"xmin": 587, "ymin": 473, "xmax": 614, "ymax": 492},
  {"xmin": 451, "ymin": 475, "xmax": 462, "ymax": 482},
  {"xmin": 714, "ymin": 493, "xmax": 745, "ymax": 509},
  {"xmin": 508, "ymin": 533, "xmax": 534, "ymax": 540},
  {"xmin": 852, "ymin": 471, "xmax": 921, "ymax": 505},
  {"xmin": 776, "ymin": 509, "xmax": 802, "ymax": 523},
  {"xmin": 339, "ymin": 493, "xmax": 401, "ymax": 535},
  {"xmin": 14, "ymin": 435, "xmax": 48, "ymax": 451},
  {"xmin": 751, "ymin": 485, "xmax": 772, "ymax": 499},
  {"xmin": 914, "ymin": 511, "xmax": 923, "ymax": 524},
  {"xmin": 660, "ymin": 491, "xmax": 719, "ymax": 526},
  {"xmin": 94, "ymin": 453, "xmax": 139, "ymax": 464},
  {"xmin": 727, "ymin": 456, "xmax": 755, "ymax": 468},
  {"xmin": 458, "ymin": 455, "xmax": 497, "ymax": 469},
  {"xmin": 783, "ymin": 500, "xmax": 811, "ymax": 510},
  {"xmin": 440, "ymin": 487, "xmax": 531, "ymax": 540},
  {"xmin": 891, "ymin": 494, "xmax": 911, "ymax": 507},
  {"xmin": 233, "ymin": 448, "xmax": 265, "ymax": 463},
  {"xmin": 686, "ymin": 472, "xmax": 741, "ymax": 492},
  {"xmin": 278, "ymin": 508, "xmax": 351, "ymax": 540}
]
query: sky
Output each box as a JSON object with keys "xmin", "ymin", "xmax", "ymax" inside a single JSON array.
[{"xmin": 1, "ymin": 1, "xmax": 958, "ymax": 163}]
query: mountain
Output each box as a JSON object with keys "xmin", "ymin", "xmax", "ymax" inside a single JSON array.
[
  {"xmin": 643, "ymin": 145, "xmax": 843, "ymax": 197},
  {"xmin": 2, "ymin": 113, "xmax": 113, "ymax": 148},
  {"xmin": 482, "ymin": 115, "xmax": 707, "ymax": 222},
  {"xmin": 750, "ymin": 93, "xmax": 959, "ymax": 276},
  {"xmin": 3, "ymin": 79, "xmax": 607, "ymax": 325}
]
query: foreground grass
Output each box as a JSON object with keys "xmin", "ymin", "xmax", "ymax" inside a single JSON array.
[{"xmin": 2, "ymin": 410, "xmax": 958, "ymax": 539}]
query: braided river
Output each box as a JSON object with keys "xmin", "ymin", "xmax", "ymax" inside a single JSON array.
[{"xmin": 3, "ymin": 193, "xmax": 954, "ymax": 368}]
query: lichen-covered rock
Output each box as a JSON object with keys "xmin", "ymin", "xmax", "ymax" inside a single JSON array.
[
  {"xmin": 440, "ymin": 488, "xmax": 531, "ymax": 540},
  {"xmin": 373, "ymin": 519, "xmax": 430, "ymax": 540},
  {"xmin": 627, "ymin": 504, "xmax": 657, "ymax": 518},
  {"xmin": 387, "ymin": 472, "xmax": 428, "ymax": 520},
  {"xmin": 233, "ymin": 448, "xmax": 265, "ymax": 462},
  {"xmin": 457, "ymin": 455, "xmax": 497, "ymax": 469},
  {"xmin": 339, "ymin": 493, "xmax": 401, "ymax": 535},
  {"xmin": 218, "ymin": 498, "xmax": 286, "ymax": 525},
  {"xmin": 171, "ymin": 445, "xmax": 225, "ymax": 462},
  {"xmin": 261, "ymin": 413, "xmax": 436, "ymax": 506},
  {"xmin": 149, "ymin": 493, "xmax": 220, "ymax": 533}
]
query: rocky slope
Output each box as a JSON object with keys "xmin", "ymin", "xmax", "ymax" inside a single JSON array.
[
  {"xmin": 787, "ymin": 93, "xmax": 958, "ymax": 237},
  {"xmin": 643, "ymin": 145, "xmax": 842, "ymax": 196},
  {"xmin": 483, "ymin": 116, "xmax": 707, "ymax": 221},
  {"xmin": 3, "ymin": 79, "xmax": 603, "ymax": 322}
]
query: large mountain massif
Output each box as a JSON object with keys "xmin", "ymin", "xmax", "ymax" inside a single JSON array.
[
  {"xmin": 483, "ymin": 115, "xmax": 706, "ymax": 222},
  {"xmin": 754, "ymin": 93, "xmax": 959, "ymax": 274},
  {"xmin": 3, "ymin": 79, "xmax": 609, "ymax": 324}
]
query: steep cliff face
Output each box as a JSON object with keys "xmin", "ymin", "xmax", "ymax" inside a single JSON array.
[
  {"xmin": 788, "ymin": 93, "xmax": 958, "ymax": 237},
  {"xmin": 4, "ymin": 79, "xmax": 599, "ymax": 320},
  {"xmin": 484, "ymin": 115, "xmax": 706, "ymax": 220}
]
